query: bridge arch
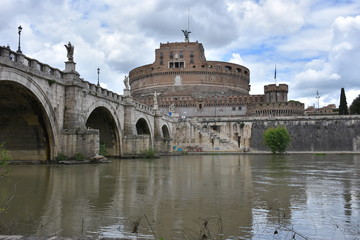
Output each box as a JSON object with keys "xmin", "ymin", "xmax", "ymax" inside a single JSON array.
[
  {"xmin": 85, "ymin": 102, "xmax": 122, "ymax": 156},
  {"xmin": 136, "ymin": 118, "xmax": 151, "ymax": 135},
  {"xmin": 0, "ymin": 68, "xmax": 58, "ymax": 161},
  {"xmin": 135, "ymin": 116, "xmax": 153, "ymax": 149},
  {"xmin": 161, "ymin": 124, "xmax": 171, "ymax": 140}
]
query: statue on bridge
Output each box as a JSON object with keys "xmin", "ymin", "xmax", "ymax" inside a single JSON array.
[
  {"xmin": 169, "ymin": 103, "xmax": 175, "ymax": 112},
  {"xmin": 123, "ymin": 76, "xmax": 130, "ymax": 90},
  {"xmin": 153, "ymin": 91, "xmax": 162, "ymax": 105},
  {"xmin": 64, "ymin": 42, "xmax": 74, "ymax": 61}
]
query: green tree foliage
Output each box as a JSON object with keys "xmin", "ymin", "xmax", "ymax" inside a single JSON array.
[
  {"xmin": 263, "ymin": 126, "xmax": 291, "ymax": 154},
  {"xmin": 339, "ymin": 88, "xmax": 349, "ymax": 115},
  {"xmin": 350, "ymin": 94, "xmax": 360, "ymax": 114}
]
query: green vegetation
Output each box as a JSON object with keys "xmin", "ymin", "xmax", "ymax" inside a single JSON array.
[
  {"xmin": 74, "ymin": 153, "xmax": 84, "ymax": 161},
  {"xmin": 47, "ymin": 79, "xmax": 56, "ymax": 86},
  {"xmin": 143, "ymin": 148, "xmax": 156, "ymax": 158},
  {"xmin": 263, "ymin": 126, "xmax": 291, "ymax": 154},
  {"xmin": 99, "ymin": 143, "xmax": 107, "ymax": 156},
  {"xmin": 55, "ymin": 153, "xmax": 68, "ymax": 161},
  {"xmin": 339, "ymin": 88, "xmax": 349, "ymax": 115},
  {"xmin": 350, "ymin": 94, "xmax": 360, "ymax": 114},
  {"xmin": 0, "ymin": 143, "xmax": 11, "ymax": 177}
]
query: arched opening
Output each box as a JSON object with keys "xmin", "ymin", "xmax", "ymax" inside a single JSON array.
[
  {"xmin": 135, "ymin": 118, "xmax": 150, "ymax": 135},
  {"xmin": 86, "ymin": 107, "xmax": 119, "ymax": 156},
  {"xmin": 162, "ymin": 125, "xmax": 170, "ymax": 140},
  {"xmin": 0, "ymin": 81, "xmax": 52, "ymax": 161}
]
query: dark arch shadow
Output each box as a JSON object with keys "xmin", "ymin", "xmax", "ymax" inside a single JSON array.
[
  {"xmin": 135, "ymin": 118, "xmax": 150, "ymax": 135},
  {"xmin": 162, "ymin": 124, "xmax": 171, "ymax": 140},
  {"xmin": 0, "ymin": 81, "xmax": 52, "ymax": 161},
  {"xmin": 85, "ymin": 107, "xmax": 120, "ymax": 156}
]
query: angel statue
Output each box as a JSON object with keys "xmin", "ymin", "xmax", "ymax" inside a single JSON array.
[
  {"xmin": 64, "ymin": 42, "xmax": 74, "ymax": 61},
  {"xmin": 181, "ymin": 30, "xmax": 191, "ymax": 42},
  {"xmin": 123, "ymin": 76, "xmax": 130, "ymax": 90},
  {"xmin": 153, "ymin": 91, "xmax": 161, "ymax": 105}
]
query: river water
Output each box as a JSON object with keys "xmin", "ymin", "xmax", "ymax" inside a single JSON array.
[{"xmin": 0, "ymin": 154, "xmax": 359, "ymax": 239}]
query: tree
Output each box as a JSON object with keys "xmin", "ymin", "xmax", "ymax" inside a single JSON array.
[
  {"xmin": 263, "ymin": 126, "xmax": 291, "ymax": 154},
  {"xmin": 350, "ymin": 94, "xmax": 360, "ymax": 114},
  {"xmin": 339, "ymin": 88, "xmax": 349, "ymax": 115}
]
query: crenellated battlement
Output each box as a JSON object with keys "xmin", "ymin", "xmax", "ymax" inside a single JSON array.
[{"xmin": 264, "ymin": 83, "xmax": 288, "ymax": 92}]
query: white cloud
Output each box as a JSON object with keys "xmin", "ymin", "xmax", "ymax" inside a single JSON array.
[
  {"xmin": 229, "ymin": 53, "xmax": 245, "ymax": 65},
  {"xmin": 1, "ymin": 0, "xmax": 360, "ymax": 107},
  {"xmin": 293, "ymin": 15, "xmax": 360, "ymax": 107}
]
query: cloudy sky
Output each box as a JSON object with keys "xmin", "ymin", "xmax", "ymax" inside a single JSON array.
[{"xmin": 1, "ymin": 0, "xmax": 360, "ymax": 108}]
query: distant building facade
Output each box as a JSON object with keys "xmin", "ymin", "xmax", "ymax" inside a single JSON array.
[
  {"xmin": 305, "ymin": 104, "xmax": 338, "ymax": 115},
  {"xmin": 129, "ymin": 35, "xmax": 304, "ymax": 117}
]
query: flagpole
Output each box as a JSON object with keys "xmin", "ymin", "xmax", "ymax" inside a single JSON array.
[{"xmin": 274, "ymin": 64, "xmax": 277, "ymax": 85}]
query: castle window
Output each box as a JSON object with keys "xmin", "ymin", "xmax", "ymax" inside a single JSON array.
[
  {"xmin": 236, "ymin": 68, "xmax": 242, "ymax": 73},
  {"xmin": 190, "ymin": 51, "xmax": 194, "ymax": 57},
  {"xmin": 160, "ymin": 52, "xmax": 163, "ymax": 59},
  {"xmin": 232, "ymin": 107, "xmax": 236, "ymax": 111},
  {"xmin": 238, "ymin": 106, "xmax": 242, "ymax": 110},
  {"xmin": 169, "ymin": 61, "xmax": 185, "ymax": 68},
  {"xmin": 180, "ymin": 51, "xmax": 183, "ymax": 58},
  {"xmin": 225, "ymin": 66, "xmax": 232, "ymax": 71},
  {"xmin": 190, "ymin": 57, "xmax": 194, "ymax": 64},
  {"xmin": 170, "ymin": 52, "xmax": 174, "ymax": 59}
]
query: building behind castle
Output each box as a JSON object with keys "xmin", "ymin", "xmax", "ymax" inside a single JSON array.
[{"xmin": 129, "ymin": 32, "xmax": 304, "ymax": 118}]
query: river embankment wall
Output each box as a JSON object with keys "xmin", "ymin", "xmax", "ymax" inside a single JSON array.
[{"xmin": 250, "ymin": 115, "xmax": 360, "ymax": 152}]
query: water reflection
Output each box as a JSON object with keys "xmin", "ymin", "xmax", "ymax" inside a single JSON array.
[{"xmin": 0, "ymin": 154, "xmax": 359, "ymax": 239}]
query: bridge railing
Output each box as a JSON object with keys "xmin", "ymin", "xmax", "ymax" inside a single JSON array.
[
  {"xmin": 0, "ymin": 45, "xmax": 127, "ymax": 103},
  {"xmin": 0, "ymin": 45, "xmax": 64, "ymax": 79},
  {"xmin": 134, "ymin": 101, "xmax": 155, "ymax": 115},
  {"xmin": 81, "ymin": 80, "xmax": 125, "ymax": 103}
]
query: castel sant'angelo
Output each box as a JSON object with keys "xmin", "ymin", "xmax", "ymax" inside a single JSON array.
[{"xmin": 129, "ymin": 31, "xmax": 304, "ymax": 118}]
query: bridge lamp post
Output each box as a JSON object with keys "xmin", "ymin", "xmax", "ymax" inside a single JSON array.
[
  {"xmin": 97, "ymin": 68, "xmax": 100, "ymax": 86},
  {"xmin": 17, "ymin": 25, "xmax": 22, "ymax": 54}
]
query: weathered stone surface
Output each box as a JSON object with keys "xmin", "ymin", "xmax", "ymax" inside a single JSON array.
[{"xmin": 0, "ymin": 46, "xmax": 175, "ymax": 161}]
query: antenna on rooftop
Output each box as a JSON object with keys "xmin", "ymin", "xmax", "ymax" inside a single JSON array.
[
  {"xmin": 182, "ymin": 8, "xmax": 191, "ymax": 42},
  {"xmin": 188, "ymin": 8, "xmax": 190, "ymax": 33}
]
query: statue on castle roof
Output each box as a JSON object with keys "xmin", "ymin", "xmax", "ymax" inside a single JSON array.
[
  {"xmin": 64, "ymin": 42, "xmax": 74, "ymax": 61},
  {"xmin": 181, "ymin": 30, "xmax": 191, "ymax": 42}
]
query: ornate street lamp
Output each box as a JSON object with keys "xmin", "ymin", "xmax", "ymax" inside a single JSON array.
[
  {"xmin": 97, "ymin": 68, "xmax": 100, "ymax": 86},
  {"xmin": 17, "ymin": 25, "xmax": 22, "ymax": 53}
]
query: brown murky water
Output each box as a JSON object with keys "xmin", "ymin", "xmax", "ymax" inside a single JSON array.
[{"xmin": 0, "ymin": 154, "xmax": 359, "ymax": 239}]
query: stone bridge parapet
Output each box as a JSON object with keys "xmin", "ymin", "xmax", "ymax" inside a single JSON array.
[{"xmin": 0, "ymin": 45, "xmax": 175, "ymax": 161}]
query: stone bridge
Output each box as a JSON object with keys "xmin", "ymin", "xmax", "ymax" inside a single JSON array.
[{"xmin": 0, "ymin": 46, "xmax": 176, "ymax": 161}]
